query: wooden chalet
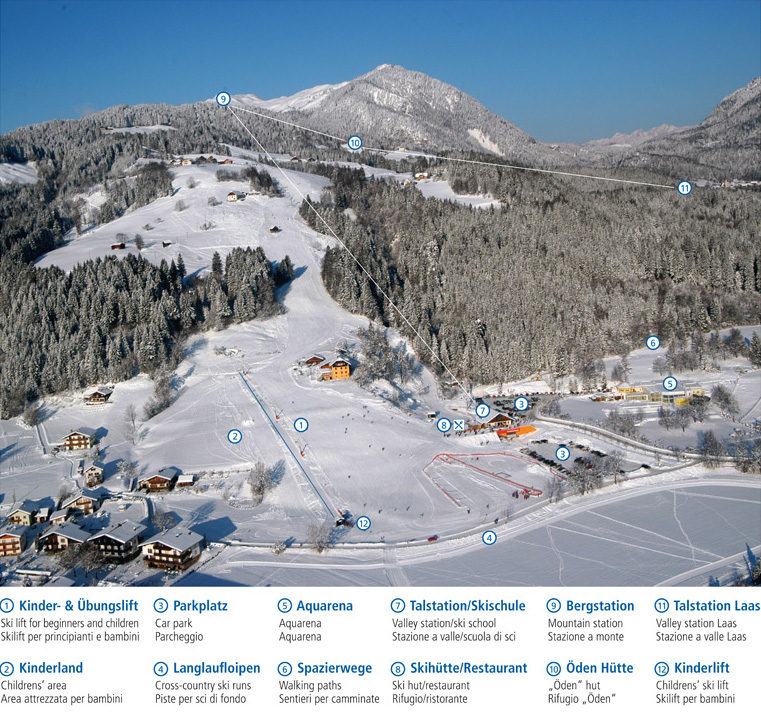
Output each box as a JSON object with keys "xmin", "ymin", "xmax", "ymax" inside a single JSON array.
[
  {"xmin": 0, "ymin": 526, "xmax": 27, "ymax": 556},
  {"xmin": 111, "ymin": 242, "xmax": 126, "ymax": 250},
  {"xmin": 84, "ymin": 462, "xmax": 105, "ymax": 487},
  {"xmin": 176, "ymin": 474, "xmax": 196, "ymax": 488},
  {"xmin": 486, "ymin": 413, "xmax": 518, "ymax": 430},
  {"xmin": 181, "ymin": 158, "xmax": 192, "ymax": 166},
  {"xmin": 7, "ymin": 500, "xmax": 41, "ymax": 526},
  {"xmin": 36, "ymin": 506, "xmax": 51, "ymax": 523},
  {"xmin": 140, "ymin": 528, "xmax": 204, "ymax": 571},
  {"xmin": 227, "ymin": 191, "xmax": 243, "ymax": 202},
  {"xmin": 306, "ymin": 354, "xmax": 325, "ymax": 366},
  {"xmin": 219, "ymin": 158, "xmax": 233, "ymax": 165},
  {"xmin": 91, "ymin": 521, "xmax": 146, "ymax": 562},
  {"xmin": 60, "ymin": 489, "xmax": 102, "ymax": 516},
  {"xmin": 138, "ymin": 468, "xmax": 179, "ymax": 493},
  {"xmin": 84, "ymin": 387, "xmax": 113, "ymax": 404},
  {"xmin": 414, "ymin": 172, "xmax": 430, "ymax": 181},
  {"xmin": 59, "ymin": 427, "xmax": 97, "ymax": 451},
  {"xmin": 40, "ymin": 522, "xmax": 90, "ymax": 553}
]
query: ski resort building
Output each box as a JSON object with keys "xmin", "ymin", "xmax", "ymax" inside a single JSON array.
[
  {"xmin": 0, "ymin": 526, "xmax": 26, "ymax": 556},
  {"xmin": 140, "ymin": 528, "xmax": 204, "ymax": 571},
  {"xmin": 40, "ymin": 522, "xmax": 90, "ymax": 553},
  {"xmin": 84, "ymin": 387, "xmax": 113, "ymax": 404},
  {"xmin": 59, "ymin": 427, "xmax": 97, "ymax": 451},
  {"xmin": 320, "ymin": 357, "xmax": 352, "ymax": 381},
  {"xmin": 50, "ymin": 508, "xmax": 71, "ymax": 525},
  {"xmin": 91, "ymin": 521, "xmax": 146, "ymax": 562},
  {"xmin": 138, "ymin": 468, "xmax": 179, "ymax": 493}
]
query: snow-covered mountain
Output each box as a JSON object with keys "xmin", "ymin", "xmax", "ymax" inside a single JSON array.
[
  {"xmin": 233, "ymin": 64, "xmax": 550, "ymax": 164},
  {"xmin": 225, "ymin": 65, "xmax": 759, "ymax": 174}
]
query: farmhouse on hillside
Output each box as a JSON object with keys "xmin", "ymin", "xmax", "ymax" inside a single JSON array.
[
  {"xmin": 7, "ymin": 499, "xmax": 41, "ymax": 526},
  {"xmin": 84, "ymin": 387, "xmax": 113, "ymax": 404},
  {"xmin": 40, "ymin": 522, "xmax": 91, "ymax": 553},
  {"xmin": 60, "ymin": 489, "xmax": 102, "ymax": 516},
  {"xmin": 138, "ymin": 468, "xmax": 179, "ymax": 493},
  {"xmin": 140, "ymin": 528, "xmax": 204, "ymax": 571},
  {"xmin": 91, "ymin": 521, "xmax": 146, "ymax": 562},
  {"xmin": 0, "ymin": 526, "xmax": 27, "ymax": 556},
  {"xmin": 84, "ymin": 462, "xmax": 105, "ymax": 487},
  {"xmin": 59, "ymin": 427, "xmax": 97, "ymax": 451}
]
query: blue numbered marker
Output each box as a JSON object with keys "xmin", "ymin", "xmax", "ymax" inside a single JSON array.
[
  {"xmin": 348, "ymin": 135, "xmax": 363, "ymax": 151},
  {"xmin": 546, "ymin": 598, "xmax": 561, "ymax": 613},
  {"xmin": 663, "ymin": 376, "xmax": 678, "ymax": 391},
  {"xmin": 475, "ymin": 403, "xmax": 490, "ymax": 419},
  {"xmin": 227, "ymin": 429, "xmax": 242, "ymax": 444},
  {"xmin": 556, "ymin": 446, "xmax": 570, "ymax": 462},
  {"xmin": 294, "ymin": 417, "xmax": 309, "ymax": 433},
  {"xmin": 278, "ymin": 598, "xmax": 292, "ymax": 613},
  {"xmin": 278, "ymin": 662, "xmax": 293, "ymax": 677},
  {"xmin": 482, "ymin": 530, "xmax": 497, "ymax": 546},
  {"xmin": 390, "ymin": 598, "xmax": 405, "ymax": 613},
  {"xmin": 514, "ymin": 396, "xmax": 529, "ymax": 412},
  {"xmin": 215, "ymin": 91, "xmax": 231, "ymax": 107},
  {"xmin": 546, "ymin": 662, "xmax": 561, "ymax": 677},
  {"xmin": 654, "ymin": 662, "xmax": 669, "ymax": 677},
  {"xmin": 356, "ymin": 516, "xmax": 371, "ymax": 531},
  {"xmin": 677, "ymin": 181, "xmax": 692, "ymax": 196},
  {"xmin": 646, "ymin": 335, "xmax": 661, "ymax": 350},
  {"xmin": 437, "ymin": 417, "xmax": 452, "ymax": 433},
  {"xmin": 153, "ymin": 598, "xmax": 168, "ymax": 613},
  {"xmin": 0, "ymin": 599, "xmax": 14, "ymax": 613},
  {"xmin": 390, "ymin": 662, "xmax": 406, "ymax": 677},
  {"xmin": 654, "ymin": 598, "xmax": 669, "ymax": 613}
]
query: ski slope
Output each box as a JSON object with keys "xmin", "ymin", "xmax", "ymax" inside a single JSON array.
[{"xmin": 1, "ymin": 155, "xmax": 758, "ymax": 587}]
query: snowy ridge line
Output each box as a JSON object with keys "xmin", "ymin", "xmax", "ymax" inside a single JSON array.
[
  {"xmin": 226, "ymin": 105, "xmax": 476, "ymax": 402},
  {"xmin": 237, "ymin": 371, "xmax": 335, "ymax": 517},
  {"xmin": 228, "ymin": 103, "xmax": 676, "ymax": 190}
]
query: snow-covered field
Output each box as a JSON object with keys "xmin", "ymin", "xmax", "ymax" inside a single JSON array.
[
  {"xmin": 2, "ymin": 155, "xmax": 758, "ymax": 587},
  {"xmin": 0, "ymin": 161, "xmax": 38, "ymax": 185}
]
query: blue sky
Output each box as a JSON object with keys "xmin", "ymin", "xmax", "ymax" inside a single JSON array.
[{"xmin": 0, "ymin": 0, "xmax": 758, "ymax": 140}]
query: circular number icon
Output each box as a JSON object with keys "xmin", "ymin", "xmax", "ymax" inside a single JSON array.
[
  {"xmin": 356, "ymin": 515, "xmax": 371, "ymax": 531},
  {"xmin": 278, "ymin": 598, "xmax": 292, "ymax": 613},
  {"xmin": 654, "ymin": 662, "xmax": 669, "ymax": 677},
  {"xmin": 514, "ymin": 396, "xmax": 529, "ymax": 412},
  {"xmin": 546, "ymin": 598, "xmax": 561, "ymax": 613},
  {"xmin": 663, "ymin": 376, "xmax": 677, "ymax": 391},
  {"xmin": 227, "ymin": 429, "xmax": 242, "ymax": 444},
  {"xmin": 482, "ymin": 530, "xmax": 497, "ymax": 545},
  {"xmin": 153, "ymin": 662, "xmax": 168, "ymax": 677},
  {"xmin": 546, "ymin": 662, "xmax": 561, "ymax": 677},
  {"xmin": 278, "ymin": 662, "xmax": 293, "ymax": 677},
  {"xmin": 390, "ymin": 598, "xmax": 405, "ymax": 613},
  {"xmin": 654, "ymin": 598, "xmax": 670, "ymax": 613},
  {"xmin": 437, "ymin": 417, "xmax": 452, "ymax": 433},
  {"xmin": 0, "ymin": 662, "xmax": 13, "ymax": 677},
  {"xmin": 0, "ymin": 598, "xmax": 14, "ymax": 613},
  {"xmin": 294, "ymin": 417, "xmax": 309, "ymax": 433},
  {"xmin": 677, "ymin": 181, "xmax": 692, "ymax": 196},
  {"xmin": 475, "ymin": 402, "xmax": 490, "ymax": 419},
  {"xmin": 215, "ymin": 91, "xmax": 231, "ymax": 107},
  {"xmin": 556, "ymin": 446, "xmax": 570, "ymax": 462},
  {"xmin": 348, "ymin": 135, "xmax": 363, "ymax": 151},
  {"xmin": 646, "ymin": 335, "xmax": 661, "ymax": 350},
  {"xmin": 390, "ymin": 662, "xmax": 406, "ymax": 677},
  {"xmin": 153, "ymin": 598, "xmax": 168, "ymax": 613}
]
